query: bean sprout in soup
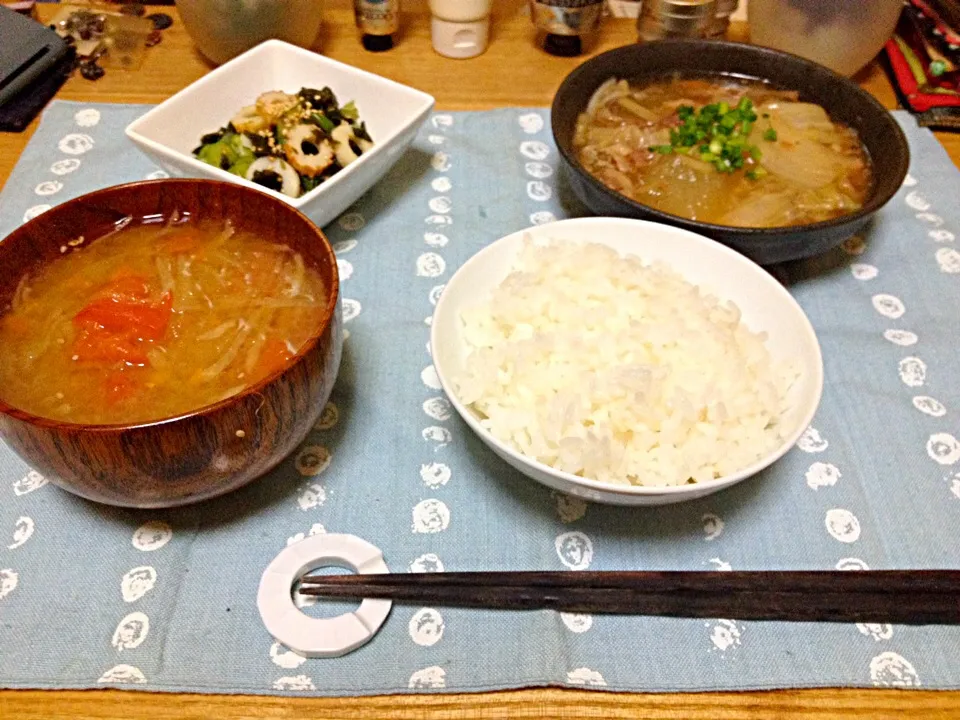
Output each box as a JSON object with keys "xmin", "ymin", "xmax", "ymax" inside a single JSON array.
[
  {"xmin": 0, "ymin": 219, "xmax": 328, "ymax": 425},
  {"xmin": 574, "ymin": 77, "xmax": 872, "ymax": 228}
]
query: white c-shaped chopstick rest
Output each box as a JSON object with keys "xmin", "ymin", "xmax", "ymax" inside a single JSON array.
[{"xmin": 257, "ymin": 533, "xmax": 392, "ymax": 658}]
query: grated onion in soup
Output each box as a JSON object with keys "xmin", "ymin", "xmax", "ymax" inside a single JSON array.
[{"xmin": 456, "ymin": 238, "xmax": 799, "ymax": 487}]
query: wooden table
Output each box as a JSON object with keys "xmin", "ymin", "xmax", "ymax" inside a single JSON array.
[{"xmin": 2, "ymin": 3, "xmax": 959, "ymax": 718}]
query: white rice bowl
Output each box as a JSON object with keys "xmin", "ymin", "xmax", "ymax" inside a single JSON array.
[{"xmin": 430, "ymin": 217, "xmax": 823, "ymax": 505}]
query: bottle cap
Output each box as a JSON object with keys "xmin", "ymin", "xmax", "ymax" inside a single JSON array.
[
  {"xmin": 362, "ymin": 33, "xmax": 394, "ymax": 52},
  {"xmin": 431, "ymin": 16, "xmax": 489, "ymax": 59}
]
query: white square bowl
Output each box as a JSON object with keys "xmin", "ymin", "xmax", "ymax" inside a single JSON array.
[{"xmin": 125, "ymin": 40, "xmax": 435, "ymax": 227}]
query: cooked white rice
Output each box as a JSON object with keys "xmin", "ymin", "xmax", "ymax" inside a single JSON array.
[{"xmin": 456, "ymin": 237, "xmax": 798, "ymax": 487}]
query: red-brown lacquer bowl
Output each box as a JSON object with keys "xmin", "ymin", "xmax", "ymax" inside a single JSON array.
[{"xmin": 0, "ymin": 179, "xmax": 342, "ymax": 508}]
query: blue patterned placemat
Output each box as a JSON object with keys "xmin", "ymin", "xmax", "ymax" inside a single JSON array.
[{"xmin": 1, "ymin": 101, "xmax": 959, "ymax": 695}]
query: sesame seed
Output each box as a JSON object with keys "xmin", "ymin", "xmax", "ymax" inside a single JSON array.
[{"xmin": 236, "ymin": 430, "xmax": 246, "ymax": 438}]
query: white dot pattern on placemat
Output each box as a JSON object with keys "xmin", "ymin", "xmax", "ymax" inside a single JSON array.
[
  {"xmin": 409, "ymin": 666, "xmax": 446, "ymax": 689},
  {"xmin": 120, "ymin": 567, "xmax": 157, "ymax": 603},
  {"xmin": 796, "ymin": 426, "xmax": 829, "ymax": 453},
  {"xmin": 825, "ymin": 508, "xmax": 861, "ymax": 543},
  {"xmin": 131, "ymin": 522, "xmax": 172, "ymax": 552},
  {"xmin": 412, "ymin": 499, "xmax": 450, "ymax": 534},
  {"xmin": 98, "ymin": 664, "xmax": 146, "ymax": 684},
  {"xmin": 708, "ymin": 619, "xmax": 743, "ymax": 653},
  {"xmin": 269, "ymin": 642, "xmax": 307, "ymax": 669},
  {"xmin": 34, "ymin": 181, "xmax": 63, "ymax": 196},
  {"xmin": 74, "ymin": 108, "xmax": 101, "ymax": 127},
  {"xmin": 862, "ymin": 173, "xmax": 951, "ymax": 504},
  {"xmin": 58, "ymin": 133, "xmax": 95, "ymax": 155},
  {"xmin": 411, "ymin": 122, "xmax": 456, "ymax": 679},
  {"xmin": 883, "ymin": 329, "xmax": 918, "ymax": 347},
  {"xmin": 7, "ymin": 517, "xmax": 34, "ymax": 550},
  {"xmin": 272, "ymin": 675, "xmax": 315, "ymax": 691},
  {"xmin": 409, "ymin": 553, "xmax": 445, "ymax": 573},
  {"xmin": 566, "ymin": 668, "xmax": 606, "ymax": 686},
  {"xmin": 701, "ymin": 514, "xmax": 724, "ymax": 540},
  {"xmin": 806, "ymin": 462, "xmax": 841, "ymax": 490},
  {"xmin": 295, "ymin": 482, "xmax": 327, "ymax": 510},
  {"xmin": 420, "ymin": 462, "xmax": 451, "ymax": 488},
  {"xmin": 553, "ymin": 493, "xmax": 587, "ymax": 524},
  {"xmin": 313, "ymin": 402, "xmax": 339, "ymax": 431},
  {"xmin": 295, "ymin": 445, "xmax": 332, "ymax": 477},
  {"xmin": 858, "ymin": 623, "xmax": 894, "ymax": 642},
  {"xmin": 560, "ymin": 612, "xmax": 593, "ymax": 633},
  {"xmin": 409, "ymin": 608, "xmax": 445, "ymax": 646},
  {"xmin": 555, "ymin": 531, "xmax": 593, "ymax": 570},
  {"xmin": 935, "ymin": 247, "xmax": 960, "ymax": 273},
  {"xmin": 50, "ymin": 158, "xmax": 81, "ymax": 175},
  {"xmin": 926, "ymin": 433, "xmax": 960, "ymax": 466},
  {"xmin": 111, "ymin": 612, "xmax": 150, "ymax": 651},
  {"xmin": 912, "ymin": 396, "xmax": 946, "ymax": 417},
  {"xmin": 898, "ymin": 357, "xmax": 927, "ymax": 387},
  {"xmin": 870, "ymin": 652, "xmax": 920, "ymax": 687},
  {"xmin": 872, "ymin": 294, "xmax": 905, "ymax": 319},
  {"xmin": 0, "ymin": 569, "xmax": 18, "ymax": 600},
  {"xmin": 22, "ymin": 204, "xmax": 51, "ymax": 222}
]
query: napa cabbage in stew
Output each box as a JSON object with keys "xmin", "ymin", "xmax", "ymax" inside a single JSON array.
[{"xmin": 573, "ymin": 77, "xmax": 872, "ymax": 228}]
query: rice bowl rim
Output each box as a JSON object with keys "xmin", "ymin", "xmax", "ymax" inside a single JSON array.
[{"xmin": 430, "ymin": 216, "xmax": 824, "ymax": 498}]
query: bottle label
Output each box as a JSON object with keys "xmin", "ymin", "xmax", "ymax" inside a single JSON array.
[{"xmin": 355, "ymin": 0, "xmax": 399, "ymax": 34}]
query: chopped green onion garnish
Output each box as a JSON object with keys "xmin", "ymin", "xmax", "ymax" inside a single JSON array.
[
  {"xmin": 655, "ymin": 95, "xmax": 768, "ymax": 176},
  {"xmin": 763, "ymin": 128, "xmax": 778, "ymax": 141}
]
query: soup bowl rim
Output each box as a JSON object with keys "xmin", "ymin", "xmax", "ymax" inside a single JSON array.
[
  {"xmin": 550, "ymin": 39, "xmax": 910, "ymax": 239},
  {"xmin": 0, "ymin": 178, "xmax": 341, "ymax": 432}
]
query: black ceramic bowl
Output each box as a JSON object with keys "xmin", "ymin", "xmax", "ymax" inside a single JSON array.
[{"xmin": 551, "ymin": 40, "xmax": 910, "ymax": 265}]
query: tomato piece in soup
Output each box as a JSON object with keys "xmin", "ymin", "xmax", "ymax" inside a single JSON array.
[
  {"xmin": 71, "ymin": 276, "xmax": 173, "ymax": 365},
  {"xmin": 73, "ymin": 291, "xmax": 172, "ymax": 340},
  {"xmin": 254, "ymin": 336, "xmax": 294, "ymax": 381}
]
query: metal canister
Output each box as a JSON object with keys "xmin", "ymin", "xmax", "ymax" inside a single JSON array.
[
  {"xmin": 704, "ymin": 0, "xmax": 740, "ymax": 39},
  {"xmin": 636, "ymin": 0, "xmax": 717, "ymax": 41}
]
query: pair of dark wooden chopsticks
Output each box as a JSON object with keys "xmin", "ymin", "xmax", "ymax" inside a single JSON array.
[{"xmin": 298, "ymin": 570, "xmax": 960, "ymax": 624}]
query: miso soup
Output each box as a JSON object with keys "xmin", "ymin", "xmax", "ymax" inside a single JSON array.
[{"xmin": 0, "ymin": 219, "xmax": 328, "ymax": 425}]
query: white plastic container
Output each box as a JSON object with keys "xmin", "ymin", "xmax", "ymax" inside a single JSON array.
[
  {"xmin": 429, "ymin": 0, "xmax": 491, "ymax": 58},
  {"xmin": 749, "ymin": 0, "xmax": 903, "ymax": 76}
]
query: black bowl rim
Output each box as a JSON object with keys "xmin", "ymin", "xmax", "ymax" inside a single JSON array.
[
  {"xmin": 551, "ymin": 39, "xmax": 911, "ymax": 242},
  {"xmin": 0, "ymin": 178, "xmax": 341, "ymax": 433}
]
